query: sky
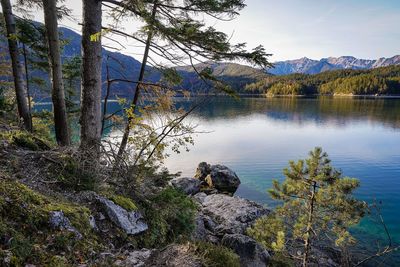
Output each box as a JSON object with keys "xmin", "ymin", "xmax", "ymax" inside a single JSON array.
[{"xmin": 4, "ymin": 0, "xmax": 400, "ymax": 62}]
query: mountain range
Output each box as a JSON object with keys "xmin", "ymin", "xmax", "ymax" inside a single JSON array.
[
  {"xmin": 2, "ymin": 21, "xmax": 400, "ymax": 96},
  {"xmin": 268, "ymin": 55, "xmax": 400, "ymax": 75}
]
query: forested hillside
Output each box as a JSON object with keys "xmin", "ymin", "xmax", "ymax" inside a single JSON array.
[
  {"xmin": 0, "ymin": 20, "xmax": 268, "ymax": 98},
  {"xmin": 246, "ymin": 65, "xmax": 400, "ymax": 96}
]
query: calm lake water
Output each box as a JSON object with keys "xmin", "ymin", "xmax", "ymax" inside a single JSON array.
[
  {"xmin": 35, "ymin": 96, "xmax": 400, "ymax": 264},
  {"xmin": 164, "ymin": 96, "xmax": 400, "ymax": 264}
]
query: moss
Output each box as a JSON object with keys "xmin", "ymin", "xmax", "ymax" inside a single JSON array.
[
  {"xmin": 192, "ymin": 241, "xmax": 241, "ymax": 267},
  {"xmin": 0, "ymin": 179, "xmax": 102, "ymax": 266},
  {"xmin": 109, "ymin": 195, "xmax": 138, "ymax": 211},
  {"xmin": 0, "ymin": 130, "xmax": 52, "ymax": 151}
]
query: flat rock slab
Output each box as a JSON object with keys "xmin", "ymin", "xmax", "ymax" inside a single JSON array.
[
  {"xmin": 96, "ymin": 196, "xmax": 148, "ymax": 235},
  {"xmin": 200, "ymin": 194, "xmax": 269, "ymax": 235}
]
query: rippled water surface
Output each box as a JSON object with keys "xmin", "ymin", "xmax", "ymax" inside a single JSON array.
[{"xmin": 164, "ymin": 96, "xmax": 400, "ymax": 264}]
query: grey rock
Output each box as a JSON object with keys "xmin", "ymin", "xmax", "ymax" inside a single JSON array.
[
  {"xmin": 192, "ymin": 192, "xmax": 207, "ymax": 204},
  {"xmin": 170, "ymin": 177, "xmax": 202, "ymax": 195},
  {"xmin": 201, "ymin": 194, "xmax": 269, "ymax": 235},
  {"xmin": 89, "ymin": 215, "xmax": 98, "ymax": 231},
  {"xmin": 49, "ymin": 211, "xmax": 82, "ymax": 239},
  {"xmin": 96, "ymin": 197, "xmax": 148, "ymax": 235},
  {"xmin": 194, "ymin": 162, "xmax": 241, "ymax": 194},
  {"xmin": 206, "ymin": 164, "xmax": 241, "ymax": 194},
  {"xmin": 222, "ymin": 234, "xmax": 270, "ymax": 267},
  {"xmin": 98, "ymin": 212, "xmax": 106, "ymax": 220},
  {"xmin": 194, "ymin": 162, "xmax": 211, "ymax": 181}
]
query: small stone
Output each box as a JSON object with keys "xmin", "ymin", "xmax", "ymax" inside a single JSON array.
[
  {"xmin": 89, "ymin": 215, "xmax": 98, "ymax": 231},
  {"xmin": 49, "ymin": 211, "xmax": 82, "ymax": 239},
  {"xmin": 98, "ymin": 212, "xmax": 106, "ymax": 220}
]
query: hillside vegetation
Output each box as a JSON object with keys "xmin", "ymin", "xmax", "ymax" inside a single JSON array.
[{"xmin": 246, "ymin": 65, "xmax": 400, "ymax": 96}]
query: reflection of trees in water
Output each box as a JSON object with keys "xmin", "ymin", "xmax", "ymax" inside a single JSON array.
[{"xmin": 175, "ymin": 96, "xmax": 400, "ymax": 129}]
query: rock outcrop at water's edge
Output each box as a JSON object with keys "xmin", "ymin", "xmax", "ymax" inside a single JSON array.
[
  {"xmin": 192, "ymin": 193, "xmax": 271, "ymax": 266},
  {"xmin": 169, "ymin": 177, "xmax": 202, "ymax": 195},
  {"xmin": 194, "ymin": 162, "xmax": 241, "ymax": 194}
]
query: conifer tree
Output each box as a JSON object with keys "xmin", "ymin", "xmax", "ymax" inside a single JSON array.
[
  {"xmin": 102, "ymin": 0, "xmax": 271, "ymax": 163},
  {"xmin": 42, "ymin": 0, "xmax": 71, "ymax": 145},
  {"xmin": 1, "ymin": 0, "xmax": 32, "ymax": 130},
  {"xmin": 248, "ymin": 147, "xmax": 367, "ymax": 267}
]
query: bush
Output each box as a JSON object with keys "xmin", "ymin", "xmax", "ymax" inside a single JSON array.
[
  {"xmin": 56, "ymin": 155, "xmax": 97, "ymax": 191},
  {"xmin": 137, "ymin": 187, "xmax": 197, "ymax": 247},
  {"xmin": 192, "ymin": 241, "xmax": 240, "ymax": 267}
]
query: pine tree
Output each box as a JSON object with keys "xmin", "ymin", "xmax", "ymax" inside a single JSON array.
[
  {"xmin": 80, "ymin": 0, "xmax": 102, "ymax": 154},
  {"xmin": 103, "ymin": 0, "xmax": 271, "ymax": 164},
  {"xmin": 248, "ymin": 147, "xmax": 367, "ymax": 267},
  {"xmin": 43, "ymin": 0, "xmax": 71, "ymax": 145},
  {"xmin": 1, "ymin": 0, "xmax": 32, "ymax": 130}
]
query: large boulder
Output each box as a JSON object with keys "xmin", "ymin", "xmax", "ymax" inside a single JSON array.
[
  {"xmin": 170, "ymin": 177, "xmax": 202, "ymax": 195},
  {"xmin": 194, "ymin": 162, "xmax": 241, "ymax": 194},
  {"xmin": 96, "ymin": 196, "xmax": 148, "ymax": 235},
  {"xmin": 199, "ymin": 194, "xmax": 269, "ymax": 236},
  {"xmin": 194, "ymin": 162, "xmax": 211, "ymax": 181},
  {"xmin": 222, "ymin": 234, "xmax": 270, "ymax": 267}
]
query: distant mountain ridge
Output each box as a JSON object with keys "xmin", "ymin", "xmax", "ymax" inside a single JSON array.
[{"xmin": 269, "ymin": 55, "xmax": 400, "ymax": 75}]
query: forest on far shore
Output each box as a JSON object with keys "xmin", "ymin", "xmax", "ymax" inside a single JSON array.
[{"xmin": 245, "ymin": 65, "xmax": 400, "ymax": 96}]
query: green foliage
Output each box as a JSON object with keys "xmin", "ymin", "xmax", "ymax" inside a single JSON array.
[
  {"xmin": 137, "ymin": 187, "xmax": 197, "ymax": 247},
  {"xmin": 63, "ymin": 56, "xmax": 82, "ymax": 112},
  {"xmin": 246, "ymin": 65, "xmax": 400, "ymax": 95},
  {"xmin": 32, "ymin": 110, "xmax": 55, "ymax": 143},
  {"xmin": 0, "ymin": 129, "xmax": 52, "ymax": 151},
  {"xmin": 248, "ymin": 147, "xmax": 367, "ymax": 264},
  {"xmin": 267, "ymin": 81, "xmax": 316, "ymax": 96},
  {"xmin": 0, "ymin": 179, "xmax": 100, "ymax": 266},
  {"xmin": 192, "ymin": 241, "xmax": 241, "ymax": 267}
]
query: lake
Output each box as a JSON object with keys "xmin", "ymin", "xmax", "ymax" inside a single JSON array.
[
  {"xmin": 35, "ymin": 96, "xmax": 400, "ymax": 264},
  {"xmin": 164, "ymin": 96, "xmax": 400, "ymax": 265}
]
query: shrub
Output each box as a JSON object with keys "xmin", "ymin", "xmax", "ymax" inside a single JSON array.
[
  {"xmin": 56, "ymin": 155, "xmax": 97, "ymax": 191},
  {"xmin": 192, "ymin": 241, "xmax": 240, "ymax": 267},
  {"xmin": 137, "ymin": 187, "xmax": 197, "ymax": 247}
]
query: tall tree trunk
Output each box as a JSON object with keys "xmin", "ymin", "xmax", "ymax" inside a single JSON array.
[
  {"xmin": 80, "ymin": 0, "xmax": 103, "ymax": 154},
  {"xmin": 101, "ymin": 56, "xmax": 111, "ymax": 136},
  {"xmin": 22, "ymin": 42, "xmax": 32, "ymax": 118},
  {"xmin": 302, "ymin": 181, "xmax": 317, "ymax": 267},
  {"xmin": 1, "ymin": 0, "xmax": 32, "ymax": 131},
  {"xmin": 114, "ymin": 2, "xmax": 157, "ymax": 167},
  {"xmin": 43, "ymin": 0, "xmax": 71, "ymax": 146}
]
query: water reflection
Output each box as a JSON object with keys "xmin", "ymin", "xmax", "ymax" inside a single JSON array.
[{"xmin": 174, "ymin": 96, "xmax": 400, "ymax": 129}]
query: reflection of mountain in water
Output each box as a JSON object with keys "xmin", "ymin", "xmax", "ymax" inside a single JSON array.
[{"xmin": 174, "ymin": 96, "xmax": 400, "ymax": 129}]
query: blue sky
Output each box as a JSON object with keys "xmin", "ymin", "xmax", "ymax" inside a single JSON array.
[
  {"xmin": 5, "ymin": 0, "xmax": 400, "ymax": 61},
  {"xmin": 219, "ymin": 0, "xmax": 400, "ymax": 60}
]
